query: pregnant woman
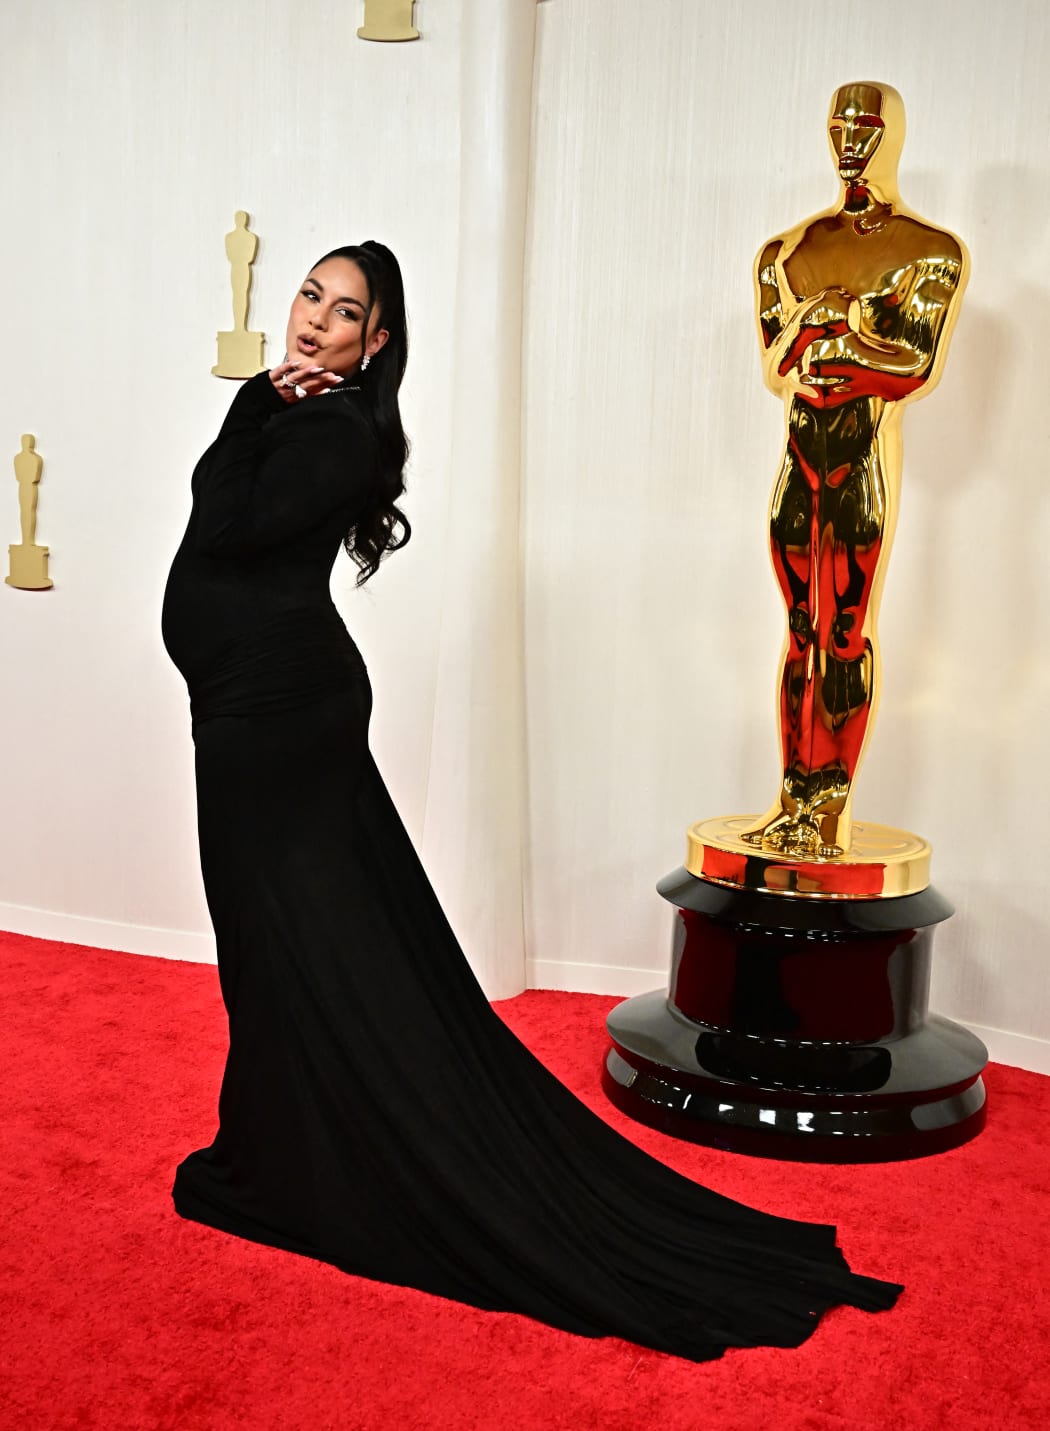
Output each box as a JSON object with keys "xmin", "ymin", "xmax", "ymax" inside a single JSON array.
[{"xmin": 161, "ymin": 240, "xmax": 900, "ymax": 1362}]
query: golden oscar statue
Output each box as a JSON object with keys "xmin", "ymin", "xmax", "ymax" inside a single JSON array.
[
  {"xmin": 6, "ymin": 434, "xmax": 53, "ymax": 590},
  {"xmin": 603, "ymin": 83, "xmax": 988, "ymax": 1162},
  {"xmin": 741, "ymin": 80, "xmax": 965, "ymax": 863}
]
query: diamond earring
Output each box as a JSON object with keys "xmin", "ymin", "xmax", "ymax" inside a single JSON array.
[{"xmin": 361, "ymin": 354, "xmax": 371, "ymax": 371}]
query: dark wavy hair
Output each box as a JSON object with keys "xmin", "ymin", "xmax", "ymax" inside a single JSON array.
[{"xmin": 315, "ymin": 241, "xmax": 411, "ymax": 584}]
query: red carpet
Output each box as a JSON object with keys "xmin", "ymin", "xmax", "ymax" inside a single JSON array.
[{"xmin": 0, "ymin": 930, "xmax": 1047, "ymax": 1430}]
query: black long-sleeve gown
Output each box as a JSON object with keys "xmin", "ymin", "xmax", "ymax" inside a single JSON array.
[{"xmin": 161, "ymin": 372, "xmax": 901, "ymax": 1362}]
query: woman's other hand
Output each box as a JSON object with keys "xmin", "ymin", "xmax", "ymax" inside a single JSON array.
[{"xmin": 268, "ymin": 361, "xmax": 345, "ymax": 404}]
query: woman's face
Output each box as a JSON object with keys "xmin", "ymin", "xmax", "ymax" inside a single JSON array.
[{"xmin": 285, "ymin": 257, "xmax": 389, "ymax": 376}]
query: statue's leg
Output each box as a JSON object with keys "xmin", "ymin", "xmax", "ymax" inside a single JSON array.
[
  {"xmin": 739, "ymin": 401, "xmax": 889, "ymax": 860},
  {"xmin": 806, "ymin": 434, "xmax": 884, "ymax": 854},
  {"xmin": 741, "ymin": 437, "xmax": 823, "ymax": 853},
  {"xmin": 19, "ymin": 485, "xmax": 36, "ymax": 549},
  {"xmin": 231, "ymin": 264, "xmax": 251, "ymax": 332}
]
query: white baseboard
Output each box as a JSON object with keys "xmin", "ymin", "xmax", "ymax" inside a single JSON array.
[
  {"xmin": 0, "ymin": 901, "xmax": 216, "ymax": 964},
  {"xmin": 526, "ymin": 959, "xmax": 1050, "ymax": 1076},
  {"xmin": 526, "ymin": 958, "xmax": 666, "ymax": 998},
  {"xmin": 961, "ymin": 1022, "xmax": 1050, "ymax": 1077}
]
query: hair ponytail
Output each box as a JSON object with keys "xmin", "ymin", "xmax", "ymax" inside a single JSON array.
[{"xmin": 317, "ymin": 241, "xmax": 411, "ymax": 584}]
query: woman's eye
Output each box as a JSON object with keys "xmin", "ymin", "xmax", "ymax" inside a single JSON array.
[
  {"xmin": 301, "ymin": 289, "xmax": 319, "ymax": 301},
  {"xmin": 337, "ymin": 308, "xmax": 361, "ymax": 322}
]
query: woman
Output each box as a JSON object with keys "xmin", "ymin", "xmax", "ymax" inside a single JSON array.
[{"xmin": 162, "ymin": 241, "xmax": 901, "ymax": 1362}]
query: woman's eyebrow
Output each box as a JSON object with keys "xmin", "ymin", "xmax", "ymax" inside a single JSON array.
[{"xmin": 305, "ymin": 276, "xmax": 364, "ymax": 309}]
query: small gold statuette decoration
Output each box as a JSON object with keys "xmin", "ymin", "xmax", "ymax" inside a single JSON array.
[
  {"xmin": 213, "ymin": 210, "xmax": 266, "ymax": 379},
  {"xmin": 691, "ymin": 81, "xmax": 968, "ymax": 899},
  {"xmin": 358, "ymin": 0, "xmax": 420, "ymax": 42},
  {"xmin": 7, "ymin": 434, "xmax": 52, "ymax": 590}
]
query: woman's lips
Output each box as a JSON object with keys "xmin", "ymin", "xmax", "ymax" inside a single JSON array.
[{"xmin": 297, "ymin": 335, "xmax": 321, "ymax": 355}]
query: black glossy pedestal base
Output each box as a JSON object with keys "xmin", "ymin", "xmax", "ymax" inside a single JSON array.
[{"xmin": 603, "ymin": 870, "xmax": 988, "ymax": 1162}]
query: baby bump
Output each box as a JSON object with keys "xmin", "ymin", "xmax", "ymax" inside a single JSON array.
[{"xmin": 188, "ymin": 605, "xmax": 368, "ymax": 722}]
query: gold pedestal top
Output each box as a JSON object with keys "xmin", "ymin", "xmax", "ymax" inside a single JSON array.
[{"xmin": 686, "ymin": 816, "xmax": 930, "ymax": 899}]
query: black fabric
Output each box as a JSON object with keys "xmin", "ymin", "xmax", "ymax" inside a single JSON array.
[{"xmin": 162, "ymin": 373, "xmax": 902, "ymax": 1362}]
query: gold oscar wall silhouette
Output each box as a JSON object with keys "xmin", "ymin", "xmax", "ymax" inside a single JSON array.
[
  {"xmin": 358, "ymin": 0, "xmax": 420, "ymax": 42},
  {"xmin": 213, "ymin": 211, "xmax": 266, "ymax": 379},
  {"xmin": 7, "ymin": 434, "xmax": 52, "ymax": 590}
]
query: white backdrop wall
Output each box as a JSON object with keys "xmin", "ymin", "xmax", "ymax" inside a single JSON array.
[
  {"xmin": 522, "ymin": 0, "xmax": 1050, "ymax": 1069},
  {"xmin": 2, "ymin": 1, "xmax": 1049, "ymax": 1069},
  {"xmin": 0, "ymin": 0, "xmax": 532, "ymax": 997}
]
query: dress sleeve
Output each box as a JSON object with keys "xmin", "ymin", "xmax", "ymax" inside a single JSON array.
[{"xmin": 191, "ymin": 378, "xmax": 378, "ymax": 556}]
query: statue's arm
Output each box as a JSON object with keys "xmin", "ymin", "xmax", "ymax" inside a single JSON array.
[
  {"xmin": 754, "ymin": 238, "xmax": 851, "ymax": 387},
  {"xmin": 16, "ymin": 456, "xmax": 44, "ymax": 485},
  {"xmin": 836, "ymin": 252, "xmax": 965, "ymax": 380},
  {"xmin": 755, "ymin": 240, "xmax": 787, "ymax": 348}
]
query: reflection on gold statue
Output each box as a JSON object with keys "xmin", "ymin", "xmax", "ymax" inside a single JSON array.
[
  {"xmin": 213, "ymin": 211, "xmax": 266, "ymax": 379},
  {"xmin": 738, "ymin": 81, "xmax": 968, "ymax": 860},
  {"xmin": 6, "ymin": 434, "xmax": 53, "ymax": 590}
]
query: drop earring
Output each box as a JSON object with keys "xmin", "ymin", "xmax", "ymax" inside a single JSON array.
[{"xmin": 361, "ymin": 354, "xmax": 371, "ymax": 371}]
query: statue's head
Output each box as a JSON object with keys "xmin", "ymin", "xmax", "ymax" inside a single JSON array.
[{"xmin": 827, "ymin": 82, "xmax": 905, "ymax": 194}]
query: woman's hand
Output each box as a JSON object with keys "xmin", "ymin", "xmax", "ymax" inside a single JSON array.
[{"xmin": 268, "ymin": 360, "xmax": 345, "ymax": 404}]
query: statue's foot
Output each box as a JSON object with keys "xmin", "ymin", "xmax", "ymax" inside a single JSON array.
[
  {"xmin": 763, "ymin": 819, "xmax": 821, "ymax": 858},
  {"xmin": 738, "ymin": 798, "xmax": 849, "ymax": 858},
  {"xmin": 741, "ymin": 814, "xmax": 823, "ymax": 858}
]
